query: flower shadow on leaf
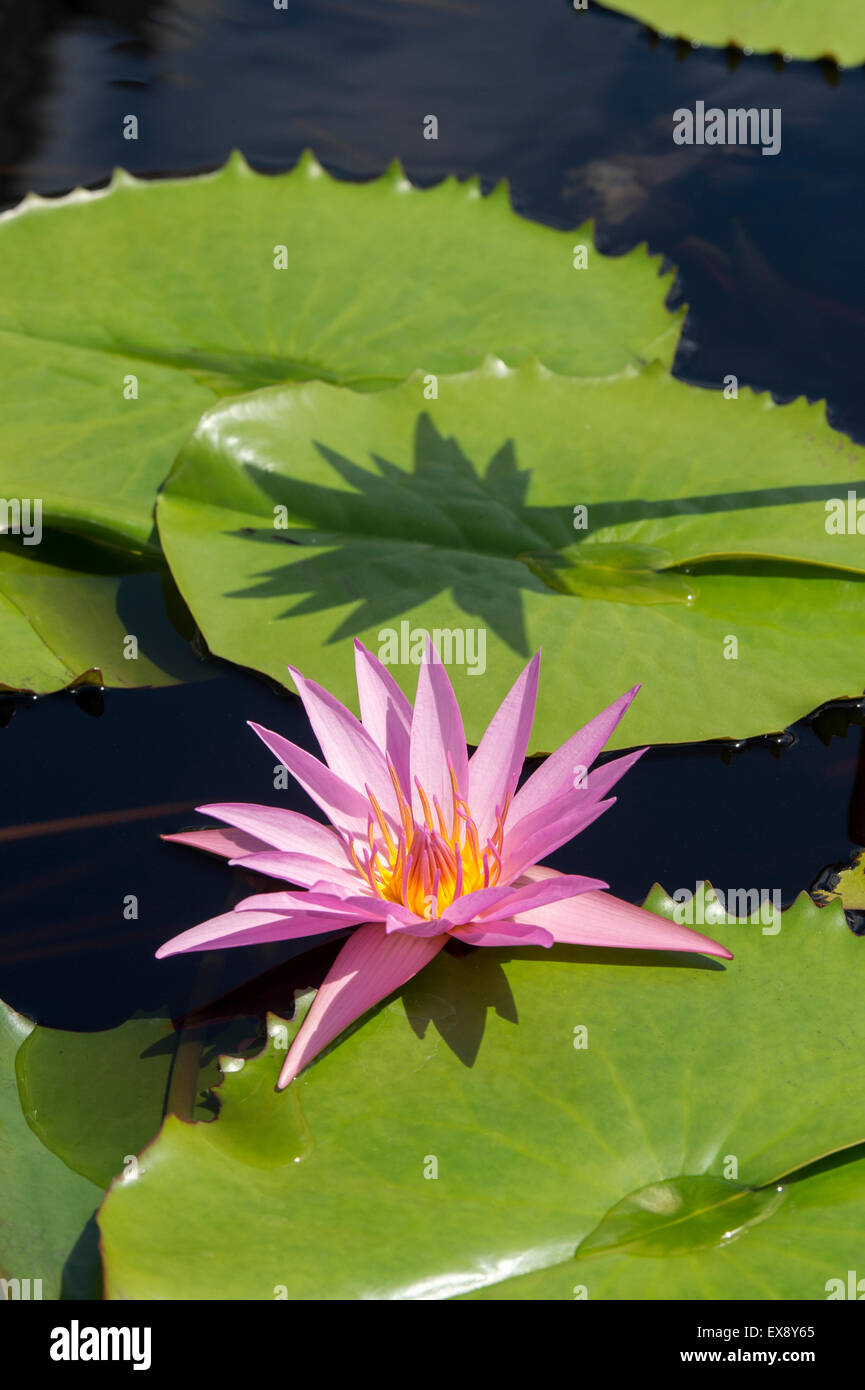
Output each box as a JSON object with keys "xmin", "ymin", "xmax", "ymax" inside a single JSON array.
[
  {"xmin": 177, "ymin": 934, "xmax": 727, "ymax": 1081},
  {"xmin": 400, "ymin": 947, "xmax": 519, "ymax": 1069},
  {"xmin": 397, "ymin": 940, "xmax": 726, "ymax": 1072},
  {"xmin": 219, "ymin": 410, "xmax": 865, "ymax": 658}
]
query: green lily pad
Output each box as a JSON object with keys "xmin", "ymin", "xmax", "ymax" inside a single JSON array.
[
  {"xmin": 0, "ymin": 152, "xmax": 679, "ymax": 555},
  {"xmin": 0, "ymin": 532, "xmax": 209, "ymax": 692},
  {"xmin": 98, "ymin": 891, "xmax": 865, "ymax": 1300},
  {"xmin": 603, "ymin": 0, "xmax": 865, "ymax": 65},
  {"xmin": 0, "ymin": 1000, "xmax": 101, "ymax": 1299},
  {"xmin": 15, "ymin": 1012, "xmax": 225, "ymax": 1190},
  {"xmin": 157, "ymin": 360, "xmax": 865, "ymax": 750}
]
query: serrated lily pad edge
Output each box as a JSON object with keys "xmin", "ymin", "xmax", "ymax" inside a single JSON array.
[{"xmin": 598, "ymin": 0, "xmax": 865, "ymax": 68}]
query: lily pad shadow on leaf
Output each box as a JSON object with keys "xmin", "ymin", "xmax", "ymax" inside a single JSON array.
[{"xmin": 226, "ymin": 412, "xmax": 555, "ymax": 656}]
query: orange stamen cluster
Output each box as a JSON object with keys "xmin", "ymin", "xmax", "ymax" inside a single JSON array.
[{"xmin": 346, "ymin": 756, "xmax": 509, "ymax": 919}]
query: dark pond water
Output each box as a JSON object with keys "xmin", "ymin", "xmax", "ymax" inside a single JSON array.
[{"xmin": 2, "ymin": 0, "xmax": 865, "ymax": 1032}]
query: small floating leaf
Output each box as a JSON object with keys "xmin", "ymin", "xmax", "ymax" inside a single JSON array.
[
  {"xmin": 576, "ymin": 1175, "xmax": 787, "ymax": 1258},
  {"xmin": 519, "ymin": 542, "xmax": 697, "ymax": 606}
]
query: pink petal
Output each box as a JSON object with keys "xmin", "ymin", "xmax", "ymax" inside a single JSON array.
[
  {"xmin": 353, "ymin": 639, "xmax": 412, "ymax": 790},
  {"xmin": 516, "ymin": 889, "xmax": 733, "ymax": 958},
  {"xmin": 385, "ymin": 915, "xmax": 454, "ymax": 938},
  {"xmin": 228, "ymin": 849, "xmax": 361, "ymax": 892},
  {"xmin": 467, "ymin": 653, "xmax": 539, "ymax": 844},
  {"xmin": 514, "ymin": 864, "xmax": 561, "ymax": 884},
  {"xmin": 500, "ymin": 748, "xmax": 644, "ymax": 871},
  {"xmin": 161, "ymin": 827, "xmax": 269, "ymax": 859},
  {"xmin": 474, "ymin": 874, "xmax": 607, "ymax": 917},
  {"xmin": 499, "ymin": 797, "xmax": 617, "ymax": 882},
  {"xmin": 437, "ymin": 885, "xmax": 519, "ymax": 925},
  {"xmin": 288, "ymin": 666, "xmax": 399, "ymax": 816},
  {"xmin": 508, "ymin": 685, "xmax": 640, "ymax": 825},
  {"xmin": 277, "ymin": 921, "xmax": 448, "ymax": 1087},
  {"xmin": 155, "ymin": 908, "xmax": 363, "ymax": 957},
  {"xmin": 578, "ymin": 746, "xmax": 647, "ymax": 802},
  {"xmin": 452, "ymin": 921, "xmax": 555, "ymax": 948},
  {"xmin": 434, "ymin": 873, "xmax": 605, "ymax": 929},
  {"xmin": 409, "ymin": 638, "xmax": 469, "ymax": 825},
  {"xmin": 197, "ymin": 802, "xmax": 350, "ymax": 863},
  {"xmin": 230, "ymin": 888, "xmax": 360, "ymax": 913},
  {"xmin": 235, "ymin": 889, "xmax": 421, "ymax": 929},
  {"xmin": 333, "ymin": 896, "xmax": 422, "ymax": 927},
  {"xmin": 247, "ymin": 723, "xmax": 372, "ymax": 837}
]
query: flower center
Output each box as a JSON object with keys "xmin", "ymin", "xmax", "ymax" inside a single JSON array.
[{"xmin": 347, "ymin": 757, "xmax": 508, "ymax": 919}]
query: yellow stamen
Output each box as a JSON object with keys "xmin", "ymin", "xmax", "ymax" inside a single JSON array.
[
  {"xmin": 414, "ymin": 778, "xmax": 435, "ymax": 831},
  {"xmin": 357, "ymin": 764, "xmax": 505, "ymax": 919},
  {"xmin": 448, "ymin": 762, "xmax": 460, "ymax": 837},
  {"xmin": 366, "ymin": 787, "xmax": 395, "ymax": 856},
  {"xmin": 387, "ymin": 758, "xmax": 415, "ymax": 844}
]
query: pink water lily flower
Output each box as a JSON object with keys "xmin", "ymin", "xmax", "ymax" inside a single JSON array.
[{"xmin": 158, "ymin": 639, "xmax": 731, "ymax": 1087}]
